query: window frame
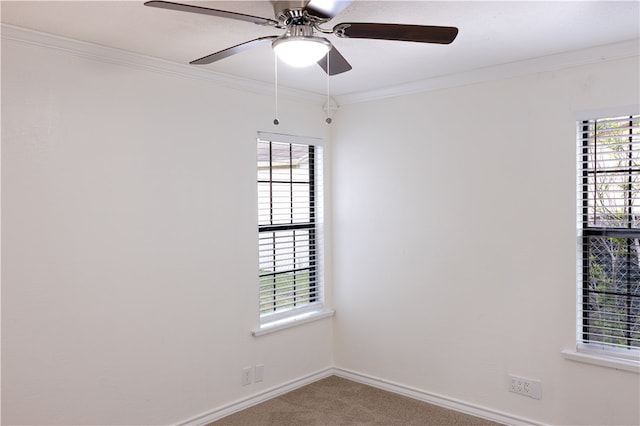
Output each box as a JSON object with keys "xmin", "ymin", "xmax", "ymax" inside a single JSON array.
[
  {"xmin": 576, "ymin": 110, "xmax": 640, "ymax": 362},
  {"xmin": 256, "ymin": 132, "xmax": 325, "ymax": 326}
]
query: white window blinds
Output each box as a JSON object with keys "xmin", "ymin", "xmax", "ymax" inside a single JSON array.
[
  {"xmin": 257, "ymin": 133, "xmax": 323, "ymax": 322},
  {"xmin": 578, "ymin": 114, "xmax": 640, "ymax": 353}
]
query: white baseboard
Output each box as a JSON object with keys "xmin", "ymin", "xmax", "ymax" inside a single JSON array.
[
  {"xmin": 332, "ymin": 368, "xmax": 544, "ymax": 426},
  {"xmin": 177, "ymin": 367, "xmax": 544, "ymax": 426},
  {"xmin": 177, "ymin": 368, "xmax": 333, "ymax": 426}
]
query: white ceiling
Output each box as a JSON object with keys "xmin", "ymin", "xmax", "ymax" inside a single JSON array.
[{"xmin": 2, "ymin": 1, "xmax": 639, "ymax": 101}]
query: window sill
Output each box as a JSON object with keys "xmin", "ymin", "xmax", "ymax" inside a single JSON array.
[
  {"xmin": 252, "ymin": 309, "xmax": 335, "ymax": 337},
  {"xmin": 561, "ymin": 349, "xmax": 640, "ymax": 373}
]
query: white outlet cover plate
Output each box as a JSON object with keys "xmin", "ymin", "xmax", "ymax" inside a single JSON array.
[{"xmin": 508, "ymin": 374, "xmax": 542, "ymax": 399}]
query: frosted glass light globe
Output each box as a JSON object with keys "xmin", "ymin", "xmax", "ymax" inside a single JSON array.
[{"xmin": 273, "ymin": 37, "xmax": 331, "ymax": 68}]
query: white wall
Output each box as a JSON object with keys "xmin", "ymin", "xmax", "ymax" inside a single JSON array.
[
  {"xmin": 3, "ymin": 26, "xmax": 640, "ymax": 426},
  {"xmin": 1, "ymin": 38, "xmax": 333, "ymax": 425},
  {"xmin": 331, "ymin": 56, "xmax": 640, "ymax": 425}
]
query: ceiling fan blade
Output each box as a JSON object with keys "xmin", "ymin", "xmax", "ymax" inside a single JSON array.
[
  {"xmin": 334, "ymin": 23, "xmax": 458, "ymax": 44},
  {"xmin": 144, "ymin": 1, "xmax": 278, "ymax": 26},
  {"xmin": 306, "ymin": 0, "xmax": 354, "ymax": 19},
  {"xmin": 190, "ymin": 36, "xmax": 278, "ymax": 65},
  {"xmin": 317, "ymin": 45, "xmax": 352, "ymax": 75}
]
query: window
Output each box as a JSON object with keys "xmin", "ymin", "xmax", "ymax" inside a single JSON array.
[
  {"xmin": 257, "ymin": 132, "xmax": 324, "ymax": 324},
  {"xmin": 578, "ymin": 113, "xmax": 639, "ymax": 358}
]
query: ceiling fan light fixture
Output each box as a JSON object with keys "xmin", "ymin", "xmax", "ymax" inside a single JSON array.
[{"xmin": 272, "ymin": 36, "xmax": 331, "ymax": 68}]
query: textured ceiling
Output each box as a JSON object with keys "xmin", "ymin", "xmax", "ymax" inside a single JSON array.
[{"xmin": 2, "ymin": 1, "xmax": 639, "ymax": 99}]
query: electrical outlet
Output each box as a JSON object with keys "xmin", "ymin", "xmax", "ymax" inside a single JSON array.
[
  {"xmin": 508, "ymin": 374, "xmax": 541, "ymax": 399},
  {"xmin": 242, "ymin": 367, "xmax": 252, "ymax": 386}
]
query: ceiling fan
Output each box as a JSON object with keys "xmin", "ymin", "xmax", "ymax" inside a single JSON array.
[{"xmin": 144, "ymin": 0, "xmax": 459, "ymax": 76}]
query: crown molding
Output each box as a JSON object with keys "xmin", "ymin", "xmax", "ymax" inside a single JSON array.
[
  {"xmin": 1, "ymin": 24, "xmax": 327, "ymax": 106},
  {"xmin": 3, "ymin": 24, "xmax": 638, "ymax": 107},
  {"xmin": 334, "ymin": 39, "xmax": 640, "ymax": 106}
]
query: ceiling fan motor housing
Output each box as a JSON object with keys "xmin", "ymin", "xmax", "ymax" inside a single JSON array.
[
  {"xmin": 273, "ymin": 1, "xmax": 312, "ymax": 23},
  {"xmin": 272, "ymin": 6, "xmax": 331, "ymax": 50},
  {"xmin": 284, "ymin": 22, "xmax": 314, "ymax": 38}
]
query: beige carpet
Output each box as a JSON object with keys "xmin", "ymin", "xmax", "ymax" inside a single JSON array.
[{"xmin": 210, "ymin": 376, "xmax": 502, "ymax": 425}]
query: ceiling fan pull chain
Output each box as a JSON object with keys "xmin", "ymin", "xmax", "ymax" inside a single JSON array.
[
  {"xmin": 325, "ymin": 52, "xmax": 332, "ymax": 124},
  {"xmin": 273, "ymin": 55, "xmax": 279, "ymax": 125}
]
